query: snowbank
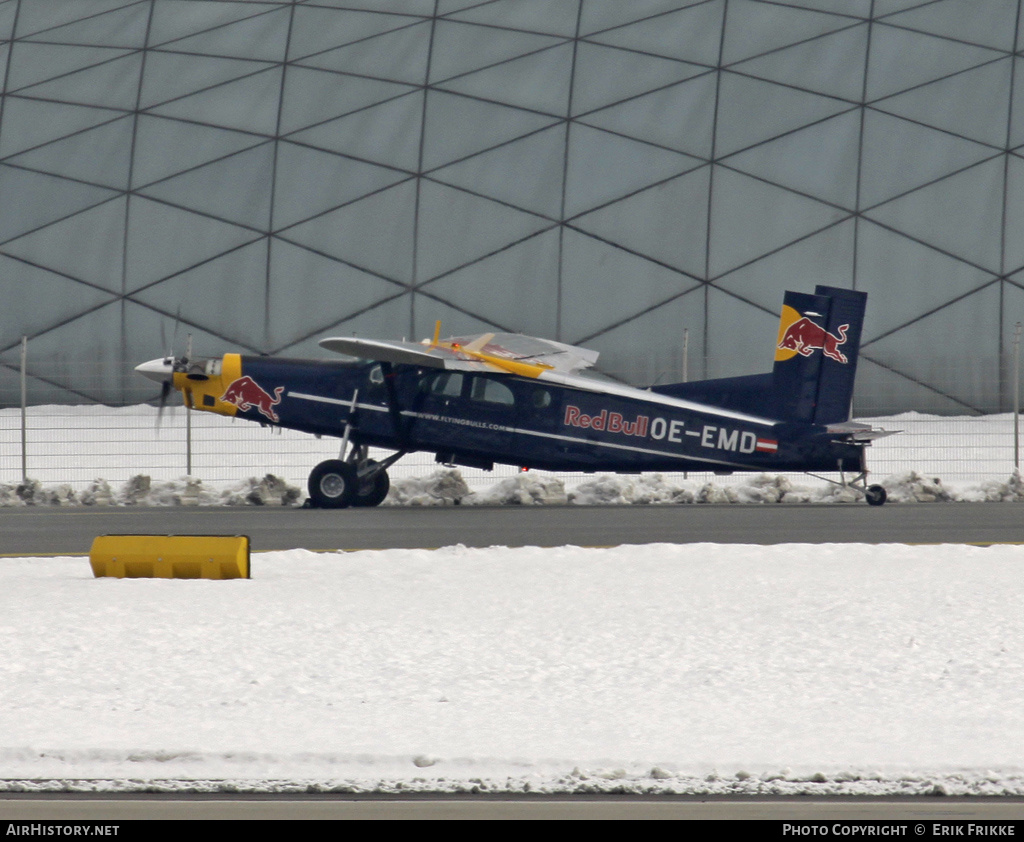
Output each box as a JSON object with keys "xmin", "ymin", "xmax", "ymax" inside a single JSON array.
[{"xmin": 2, "ymin": 467, "xmax": 1024, "ymax": 507}]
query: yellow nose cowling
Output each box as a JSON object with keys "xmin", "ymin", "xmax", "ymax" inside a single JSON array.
[{"xmin": 172, "ymin": 353, "xmax": 243, "ymax": 417}]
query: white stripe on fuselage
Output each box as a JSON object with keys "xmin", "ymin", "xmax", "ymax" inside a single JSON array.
[{"xmin": 286, "ymin": 390, "xmax": 769, "ymax": 470}]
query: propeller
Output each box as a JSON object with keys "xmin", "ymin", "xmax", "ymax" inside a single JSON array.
[{"xmin": 136, "ymin": 329, "xmax": 210, "ymax": 427}]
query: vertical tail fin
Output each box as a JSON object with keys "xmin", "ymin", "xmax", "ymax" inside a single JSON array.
[{"xmin": 772, "ymin": 285, "xmax": 867, "ymax": 424}]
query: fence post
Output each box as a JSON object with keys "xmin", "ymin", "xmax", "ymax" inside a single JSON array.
[
  {"xmin": 20, "ymin": 336, "xmax": 27, "ymax": 481},
  {"xmin": 1015, "ymin": 322, "xmax": 1022, "ymax": 471}
]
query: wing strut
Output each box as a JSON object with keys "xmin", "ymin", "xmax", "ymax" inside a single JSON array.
[{"xmin": 381, "ymin": 362, "xmax": 411, "ymax": 448}]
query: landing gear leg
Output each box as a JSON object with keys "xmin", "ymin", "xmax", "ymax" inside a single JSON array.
[
  {"xmin": 807, "ymin": 468, "xmax": 887, "ymax": 506},
  {"xmin": 348, "ymin": 445, "xmax": 408, "ymax": 508}
]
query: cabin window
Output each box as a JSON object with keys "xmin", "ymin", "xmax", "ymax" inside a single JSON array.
[
  {"xmin": 532, "ymin": 388, "xmax": 552, "ymax": 409},
  {"xmin": 427, "ymin": 372, "xmax": 464, "ymax": 397},
  {"xmin": 469, "ymin": 377, "xmax": 514, "ymax": 406},
  {"xmin": 368, "ymin": 365, "xmax": 384, "ymax": 385}
]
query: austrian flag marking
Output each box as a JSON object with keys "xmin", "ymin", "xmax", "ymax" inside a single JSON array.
[{"xmin": 756, "ymin": 438, "xmax": 778, "ymax": 453}]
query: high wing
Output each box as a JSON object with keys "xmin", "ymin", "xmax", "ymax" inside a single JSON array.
[{"xmin": 320, "ymin": 331, "xmax": 600, "ymax": 378}]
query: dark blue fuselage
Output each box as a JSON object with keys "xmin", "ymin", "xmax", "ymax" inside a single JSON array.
[{"xmin": 230, "ymin": 356, "xmax": 865, "ymax": 475}]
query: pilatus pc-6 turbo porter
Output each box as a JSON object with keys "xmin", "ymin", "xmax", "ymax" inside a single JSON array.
[{"xmin": 136, "ymin": 285, "xmax": 894, "ymax": 507}]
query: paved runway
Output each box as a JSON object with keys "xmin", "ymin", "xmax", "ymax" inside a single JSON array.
[{"xmin": 1, "ymin": 502, "xmax": 1022, "ymax": 555}]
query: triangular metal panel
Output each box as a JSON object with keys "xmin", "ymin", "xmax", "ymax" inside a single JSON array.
[
  {"xmin": 866, "ymin": 23, "xmax": 1005, "ymax": 102},
  {"xmin": 705, "ymin": 287, "xmax": 781, "ymax": 379},
  {"xmin": 0, "ymin": 98, "xmax": 123, "ymax": 158},
  {"xmin": 295, "ymin": 22, "xmax": 432, "ymax": 87},
  {"xmin": 146, "ymin": 67, "xmax": 283, "ymax": 136},
  {"xmin": 586, "ymin": 1, "xmax": 725, "ymax": 68},
  {"xmin": 7, "ymin": 116, "xmax": 133, "ymax": 190},
  {"xmin": 884, "ymin": 0, "xmax": 1019, "ymax": 53},
  {"xmin": 865, "ymin": 157, "xmax": 1005, "ymax": 275},
  {"xmin": 124, "ymin": 196, "xmax": 262, "ymax": 292},
  {"xmin": 131, "ymin": 114, "xmax": 267, "ymax": 189},
  {"xmin": 130, "ymin": 241, "xmax": 269, "ymax": 351},
  {"xmin": 139, "ymin": 143, "xmax": 275, "ymax": 231},
  {"xmin": 853, "ymin": 356, "xmax": 977, "ymax": 416},
  {"xmin": 854, "ymin": 220, "xmax": 996, "ymax": 342},
  {"xmin": 279, "ymin": 66, "xmax": 418, "ymax": 135},
  {"xmin": 138, "ymin": 51, "xmax": 275, "ymax": 110},
  {"xmin": 428, "ymin": 123, "xmax": 568, "ymax": 219},
  {"xmin": 415, "ymin": 180, "xmax": 554, "ymax": 284},
  {"xmin": 267, "ymin": 238, "xmax": 408, "ymax": 351},
  {"xmin": 280, "ymin": 180, "xmax": 417, "ymax": 286},
  {"xmin": 781, "ymin": 0, "xmax": 871, "ymax": 15},
  {"xmin": 276, "ymin": 294, "xmax": 412, "ymax": 359},
  {"xmin": 13, "ymin": 0, "xmax": 136, "ymax": 39},
  {"xmin": 0, "ymin": 164, "xmax": 117, "ymax": 244},
  {"xmin": 418, "ymin": 229, "xmax": 560, "ymax": 338},
  {"xmin": 0, "ymin": 197, "xmax": 127, "ymax": 294},
  {"xmin": 571, "ymin": 41, "xmax": 708, "ymax": 117},
  {"xmin": 560, "ymin": 227, "xmax": 702, "ymax": 345},
  {"xmin": 148, "ymin": 0, "xmax": 281, "ymax": 47},
  {"xmin": 159, "ymin": 6, "xmax": 291, "ymax": 62},
  {"xmin": 410, "ymin": 296, "xmax": 507, "ymax": 346},
  {"xmin": 447, "ymin": 0, "xmax": 581, "ymax": 37},
  {"xmin": 713, "ymin": 71, "xmax": 853, "ymax": 158},
  {"xmin": 27, "ymin": 2, "xmax": 150, "ymax": 48},
  {"xmin": 860, "ymin": 282, "xmax": 1002, "ymax": 414},
  {"xmin": 578, "ymin": 72, "xmax": 717, "ymax": 161},
  {"xmin": 707, "ymin": 166, "xmax": 847, "ymax": 278},
  {"xmin": 570, "ymin": 166, "xmax": 711, "ymax": 281},
  {"xmin": 288, "ymin": 5, "xmax": 423, "ymax": 63},
  {"xmin": 421, "ymin": 89, "xmax": 559, "ymax": 171},
  {"xmin": 1010, "ymin": 58, "xmax": 1024, "ymax": 150},
  {"xmin": 858, "ymin": 110, "xmax": 996, "ymax": 210},
  {"xmin": 314, "ymin": 0, "xmax": 435, "ymax": 13},
  {"xmin": 1002, "ymin": 154, "xmax": 1024, "ymax": 274},
  {"xmin": 721, "ymin": 0, "xmax": 855, "ymax": 66},
  {"xmin": 713, "ymin": 219, "xmax": 856, "ymax": 312},
  {"xmin": 0, "ymin": 2, "xmax": 16, "ymax": 40},
  {"xmin": 15, "ymin": 52, "xmax": 143, "ymax": 111},
  {"xmin": 722, "ymin": 110, "xmax": 862, "ymax": 210},
  {"xmin": 287, "ymin": 92, "xmax": 423, "ymax": 174},
  {"xmin": 436, "ymin": 43, "xmax": 574, "ymax": 117},
  {"xmin": 578, "ymin": 1, "xmax": 711, "ymax": 37},
  {"xmin": 272, "ymin": 141, "xmax": 410, "ymax": 231},
  {"xmin": 563, "ymin": 123, "xmax": 705, "ymax": 219},
  {"xmin": 873, "ymin": 59, "xmax": 1013, "ymax": 149},
  {"xmin": 428, "ymin": 19, "xmax": 567, "ymax": 84},
  {"xmin": 0, "ymin": 254, "xmax": 117, "ymax": 342},
  {"xmin": 731, "ymin": 24, "xmax": 869, "ymax": 103},
  {"xmin": 572, "ymin": 287, "xmax": 707, "ymax": 386}
]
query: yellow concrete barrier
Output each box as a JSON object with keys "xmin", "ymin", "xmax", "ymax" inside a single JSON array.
[{"xmin": 90, "ymin": 535, "xmax": 250, "ymax": 579}]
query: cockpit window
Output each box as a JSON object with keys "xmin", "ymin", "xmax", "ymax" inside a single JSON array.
[{"xmin": 470, "ymin": 377, "xmax": 514, "ymax": 406}]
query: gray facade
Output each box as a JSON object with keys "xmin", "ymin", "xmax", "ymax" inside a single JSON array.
[{"xmin": 0, "ymin": 0, "xmax": 1021, "ymax": 414}]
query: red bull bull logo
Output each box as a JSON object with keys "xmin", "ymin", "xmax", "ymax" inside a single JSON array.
[
  {"xmin": 220, "ymin": 376, "xmax": 284, "ymax": 422},
  {"xmin": 775, "ymin": 305, "xmax": 849, "ymax": 364}
]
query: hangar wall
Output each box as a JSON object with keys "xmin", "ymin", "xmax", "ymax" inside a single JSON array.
[{"xmin": 0, "ymin": 0, "xmax": 1022, "ymax": 415}]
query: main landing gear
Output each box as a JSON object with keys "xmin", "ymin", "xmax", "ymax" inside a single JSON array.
[{"xmin": 307, "ymin": 446, "xmax": 403, "ymax": 508}]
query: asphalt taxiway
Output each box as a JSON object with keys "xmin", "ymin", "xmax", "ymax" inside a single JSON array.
[{"xmin": 1, "ymin": 502, "xmax": 1022, "ymax": 556}]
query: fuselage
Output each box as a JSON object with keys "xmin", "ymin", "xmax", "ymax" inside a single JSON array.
[{"xmin": 180, "ymin": 354, "xmax": 866, "ymax": 476}]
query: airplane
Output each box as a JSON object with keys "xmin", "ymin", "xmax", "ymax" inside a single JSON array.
[{"xmin": 136, "ymin": 284, "xmax": 895, "ymax": 507}]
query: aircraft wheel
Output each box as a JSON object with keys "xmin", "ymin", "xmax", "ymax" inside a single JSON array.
[
  {"xmin": 351, "ymin": 461, "xmax": 390, "ymax": 507},
  {"xmin": 307, "ymin": 460, "xmax": 357, "ymax": 508},
  {"xmin": 865, "ymin": 484, "xmax": 887, "ymax": 507}
]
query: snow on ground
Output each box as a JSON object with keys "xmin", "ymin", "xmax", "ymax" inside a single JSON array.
[{"xmin": 2, "ymin": 543, "xmax": 1024, "ymax": 795}]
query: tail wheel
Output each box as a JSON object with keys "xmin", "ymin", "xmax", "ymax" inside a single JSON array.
[
  {"xmin": 865, "ymin": 484, "xmax": 887, "ymax": 506},
  {"xmin": 351, "ymin": 460, "xmax": 390, "ymax": 508},
  {"xmin": 308, "ymin": 460, "xmax": 357, "ymax": 508}
]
